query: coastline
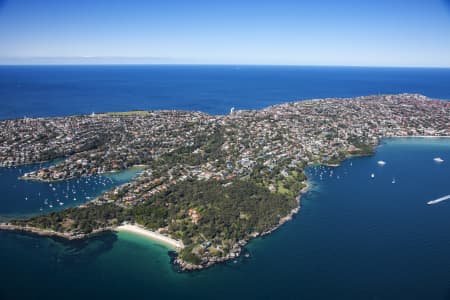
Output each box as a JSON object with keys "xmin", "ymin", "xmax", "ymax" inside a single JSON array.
[
  {"xmin": 259, "ymin": 180, "xmax": 307, "ymax": 237},
  {"xmin": 0, "ymin": 177, "xmax": 321, "ymax": 272},
  {"xmin": 322, "ymin": 135, "xmax": 450, "ymax": 168},
  {"xmin": 172, "ymin": 179, "xmax": 310, "ymax": 272},
  {"xmin": 386, "ymin": 135, "xmax": 450, "ymax": 138},
  {"xmin": 0, "ymin": 223, "xmax": 184, "ymax": 249},
  {"xmin": 0, "ymin": 223, "xmax": 110, "ymax": 240},
  {"xmin": 2, "ymin": 135, "xmax": 448, "ymax": 272},
  {"xmin": 198, "ymin": 135, "xmax": 448, "ymax": 269},
  {"xmin": 115, "ymin": 224, "xmax": 184, "ymax": 249},
  {"xmin": 19, "ymin": 164, "xmax": 148, "ymax": 183}
]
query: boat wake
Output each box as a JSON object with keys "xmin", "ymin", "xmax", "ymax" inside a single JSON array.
[{"xmin": 427, "ymin": 195, "xmax": 450, "ymax": 205}]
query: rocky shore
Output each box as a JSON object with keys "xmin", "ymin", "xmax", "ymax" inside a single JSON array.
[
  {"xmin": 0, "ymin": 223, "xmax": 112, "ymax": 240},
  {"xmin": 172, "ymin": 180, "xmax": 308, "ymax": 272},
  {"xmin": 1, "ymin": 94, "xmax": 448, "ymax": 273},
  {"xmin": 0, "ymin": 180, "xmax": 309, "ymax": 273},
  {"xmin": 0, "ymin": 222, "xmax": 246, "ymax": 272}
]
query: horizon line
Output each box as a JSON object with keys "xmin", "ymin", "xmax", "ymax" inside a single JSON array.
[{"xmin": 1, "ymin": 63, "xmax": 450, "ymax": 69}]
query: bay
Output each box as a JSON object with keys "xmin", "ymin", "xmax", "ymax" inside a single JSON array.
[
  {"xmin": 1, "ymin": 66, "xmax": 450, "ymax": 299},
  {"xmin": 0, "ymin": 138, "xmax": 449, "ymax": 299}
]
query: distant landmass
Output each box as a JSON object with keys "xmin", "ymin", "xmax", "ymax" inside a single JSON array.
[{"xmin": 0, "ymin": 93, "xmax": 448, "ymax": 271}]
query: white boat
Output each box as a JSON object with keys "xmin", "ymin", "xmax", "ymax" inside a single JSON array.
[
  {"xmin": 391, "ymin": 178, "xmax": 396, "ymax": 184},
  {"xmin": 433, "ymin": 157, "xmax": 444, "ymax": 163},
  {"xmin": 371, "ymin": 173, "xmax": 375, "ymax": 178},
  {"xmin": 377, "ymin": 160, "xmax": 386, "ymax": 166}
]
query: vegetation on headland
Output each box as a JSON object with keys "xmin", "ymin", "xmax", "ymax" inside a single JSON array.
[
  {"xmin": 10, "ymin": 177, "xmax": 301, "ymax": 265},
  {"xmin": 11, "ymin": 204, "xmax": 127, "ymax": 234},
  {"xmin": 1, "ymin": 94, "xmax": 449, "ymax": 270}
]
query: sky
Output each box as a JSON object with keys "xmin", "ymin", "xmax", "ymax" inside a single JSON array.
[{"xmin": 0, "ymin": 0, "xmax": 449, "ymax": 67}]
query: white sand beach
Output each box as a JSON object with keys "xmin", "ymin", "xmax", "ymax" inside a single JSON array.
[{"xmin": 116, "ymin": 224, "xmax": 184, "ymax": 249}]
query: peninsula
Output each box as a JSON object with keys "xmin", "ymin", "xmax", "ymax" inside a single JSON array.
[{"xmin": 0, "ymin": 94, "xmax": 449, "ymax": 271}]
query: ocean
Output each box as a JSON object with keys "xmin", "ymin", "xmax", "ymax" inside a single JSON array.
[
  {"xmin": 1, "ymin": 65, "xmax": 450, "ymax": 119},
  {"xmin": 0, "ymin": 66, "xmax": 450, "ymax": 300}
]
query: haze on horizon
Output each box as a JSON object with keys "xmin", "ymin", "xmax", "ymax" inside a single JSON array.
[{"xmin": 0, "ymin": 0, "xmax": 450, "ymax": 67}]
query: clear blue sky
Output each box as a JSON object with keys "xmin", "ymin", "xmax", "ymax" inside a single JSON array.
[{"xmin": 0, "ymin": 0, "xmax": 450, "ymax": 66}]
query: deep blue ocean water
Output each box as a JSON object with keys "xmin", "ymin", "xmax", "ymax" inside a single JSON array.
[
  {"xmin": 1, "ymin": 65, "xmax": 450, "ymax": 119},
  {"xmin": 1, "ymin": 66, "xmax": 450, "ymax": 300}
]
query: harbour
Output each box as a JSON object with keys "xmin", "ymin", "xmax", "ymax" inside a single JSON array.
[{"xmin": 1, "ymin": 138, "xmax": 450, "ymax": 299}]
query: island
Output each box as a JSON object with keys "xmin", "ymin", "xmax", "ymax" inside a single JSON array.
[{"xmin": 0, "ymin": 93, "xmax": 449, "ymax": 271}]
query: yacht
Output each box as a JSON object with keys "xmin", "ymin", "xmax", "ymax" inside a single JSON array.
[{"xmin": 433, "ymin": 157, "xmax": 444, "ymax": 163}]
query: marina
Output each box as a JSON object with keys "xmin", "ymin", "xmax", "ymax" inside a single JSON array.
[{"xmin": 0, "ymin": 164, "xmax": 141, "ymax": 218}]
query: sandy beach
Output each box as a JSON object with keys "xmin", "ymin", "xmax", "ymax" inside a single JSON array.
[{"xmin": 116, "ymin": 224, "xmax": 184, "ymax": 249}]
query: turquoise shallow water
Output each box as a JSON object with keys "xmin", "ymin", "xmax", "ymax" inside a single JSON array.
[{"xmin": 1, "ymin": 138, "xmax": 449, "ymax": 300}]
